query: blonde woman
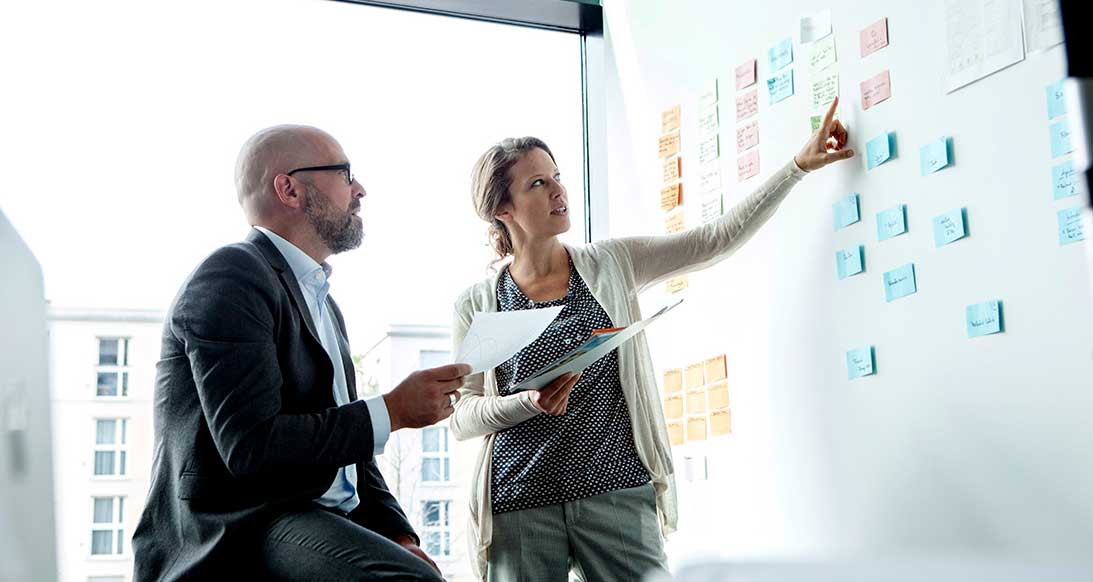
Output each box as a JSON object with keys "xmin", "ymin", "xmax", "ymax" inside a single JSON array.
[{"xmin": 451, "ymin": 98, "xmax": 853, "ymax": 581}]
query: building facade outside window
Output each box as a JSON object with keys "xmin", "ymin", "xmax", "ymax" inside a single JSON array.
[
  {"xmin": 90, "ymin": 496, "xmax": 125, "ymax": 557},
  {"xmin": 92, "ymin": 418, "xmax": 128, "ymax": 477}
]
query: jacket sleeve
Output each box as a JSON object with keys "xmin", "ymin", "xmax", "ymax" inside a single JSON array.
[{"xmin": 350, "ymin": 460, "xmax": 418, "ymax": 544}]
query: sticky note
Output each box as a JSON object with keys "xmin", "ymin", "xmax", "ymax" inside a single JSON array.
[
  {"xmin": 736, "ymin": 120, "xmax": 759, "ymax": 152},
  {"xmin": 699, "ymin": 166, "xmax": 722, "ymax": 194},
  {"xmin": 686, "ymin": 388, "xmax": 707, "ymax": 415},
  {"xmin": 698, "ymin": 134, "xmax": 720, "ymax": 164},
  {"xmin": 736, "ymin": 59, "xmax": 757, "ymax": 90},
  {"xmin": 876, "ymin": 205, "xmax": 907, "ymax": 241},
  {"xmin": 860, "ymin": 18, "xmax": 889, "ymax": 57},
  {"xmin": 1046, "ymin": 79, "xmax": 1066, "ymax": 119},
  {"xmin": 684, "ymin": 362, "xmax": 705, "ymax": 388},
  {"xmin": 809, "ymin": 35, "xmax": 838, "ymax": 73},
  {"xmin": 699, "ymin": 78, "xmax": 719, "ymax": 110},
  {"xmin": 1050, "ymin": 118, "xmax": 1073, "ymax": 158},
  {"xmin": 769, "ymin": 37, "xmax": 794, "ymax": 71},
  {"xmin": 933, "ymin": 208, "xmax": 967, "ymax": 247},
  {"xmin": 710, "ymin": 409, "xmax": 732, "ymax": 436},
  {"xmin": 698, "ymin": 106, "xmax": 719, "ymax": 135},
  {"xmin": 966, "ymin": 300, "xmax": 1003, "ymax": 338},
  {"xmin": 658, "ymin": 131, "xmax": 681, "ymax": 159},
  {"xmin": 883, "ymin": 263, "xmax": 917, "ymax": 302},
  {"xmin": 667, "ymin": 275, "xmax": 688, "ymax": 293},
  {"xmin": 810, "ymin": 114, "xmax": 823, "ymax": 132},
  {"xmin": 846, "ymin": 346, "xmax": 876, "ymax": 380},
  {"xmin": 866, "ymin": 131, "xmax": 895, "ymax": 170},
  {"xmin": 919, "ymin": 136, "xmax": 951, "ymax": 175},
  {"xmin": 737, "ymin": 150, "xmax": 760, "ymax": 181},
  {"xmin": 667, "ymin": 420, "xmax": 684, "ymax": 445},
  {"xmin": 659, "ymin": 183, "xmax": 682, "ymax": 211},
  {"xmin": 800, "ymin": 9, "xmax": 832, "ymax": 43},
  {"xmin": 836, "ymin": 245, "xmax": 864, "ymax": 280},
  {"xmin": 860, "ymin": 70, "xmax": 891, "ymax": 110},
  {"xmin": 662, "ymin": 105, "xmax": 681, "ymax": 133},
  {"xmin": 662, "ymin": 155, "xmax": 681, "ymax": 184},
  {"xmin": 1053, "ymin": 160, "xmax": 1077, "ymax": 199},
  {"xmin": 700, "ymin": 191, "xmax": 723, "ymax": 223},
  {"xmin": 811, "ymin": 71, "xmax": 839, "ymax": 109},
  {"xmin": 1058, "ymin": 207, "xmax": 1086, "ymax": 245},
  {"xmin": 663, "ymin": 395, "xmax": 684, "ymax": 420},
  {"xmin": 737, "ymin": 89, "xmax": 759, "ymax": 121},
  {"xmin": 767, "ymin": 69, "xmax": 795, "ymax": 105},
  {"xmin": 833, "ymin": 193, "xmax": 861, "ymax": 230},
  {"xmin": 665, "ymin": 208, "xmax": 685, "ymax": 234},
  {"xmin": 705, "ymin": 355, "xmax": 727, "ymax": 383},
  {"xmin": 686, "ymin": 416, "xmax": 708, "ymax": 441},
  {"xmin": 663, "ymin": 369, "xmax": 683, "ymax": 393},
  {"xmin": 707, "ymin": 382, "xmax": 729, "ymax": 410}
]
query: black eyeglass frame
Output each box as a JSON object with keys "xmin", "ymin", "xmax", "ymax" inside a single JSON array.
[{"xmin": 286, "ymin": 163, "xmax": 354, "ymax": 185}]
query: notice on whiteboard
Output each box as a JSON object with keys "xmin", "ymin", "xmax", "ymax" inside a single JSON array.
[{"xmin": 943, "ymin": 0, "xmax": 1025, "ymax": 93}]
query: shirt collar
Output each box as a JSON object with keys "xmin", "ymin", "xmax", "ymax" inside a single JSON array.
[{"xmin": 254, "ymin": 226, "xmax": 332, "ymax": 288}]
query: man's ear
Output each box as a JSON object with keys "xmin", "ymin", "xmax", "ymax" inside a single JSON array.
[{"xmin": 272, "ymin": 174, "xmax": 302, "ymax": 209}]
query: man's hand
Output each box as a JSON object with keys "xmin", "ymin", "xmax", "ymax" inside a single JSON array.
[
  {"xmin": 528, "ymin": 372, "xmax": 581, "ymax": 415},
  {"xmin": 384, "ymin": 363, "xmax": 470, "ymax": 432},
  {"xmin": 395, "ymin": 535, "xmax": 441, "ymax": 575},
  {"xmin": 794, "ymin": 95, "xmax": 854, "ymax": 172}
]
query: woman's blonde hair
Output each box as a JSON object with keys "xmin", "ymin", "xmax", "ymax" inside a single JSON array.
[{"xmin": 471, "ymin": 137, "xmax": 555, "ymax": 265}]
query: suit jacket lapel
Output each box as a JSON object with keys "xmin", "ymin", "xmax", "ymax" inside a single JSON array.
[{"xmin": 246, "ymin": 229, "xmax": 324, "ymax": 348}]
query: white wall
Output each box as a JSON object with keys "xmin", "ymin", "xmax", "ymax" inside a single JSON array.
[{"xmin": 600, "ymin": 0, "xmax": 1093, "ymax": 568}]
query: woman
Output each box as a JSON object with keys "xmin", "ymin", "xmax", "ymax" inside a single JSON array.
[{"xmin": 451, "ymin": 97, "xmax": 853, "ymax": 581}]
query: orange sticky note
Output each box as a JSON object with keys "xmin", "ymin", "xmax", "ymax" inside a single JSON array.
[
  {"xmin": 659, "ymin": 183, "xmax": 682, "ymax": 211},
  {"xmin": 658, "ymin": 131, "xmax": 681, "ymax": 159},
  {"xmin": 707, "ymin": 382, "xmax": 729, "ymax": 410},
  {"xmin": 686, "ymin": 416, "xmax": 708, "ymax": 441},
  {"xmin": 666, "ymin": 276, "xmax": 688, "ymax": 293},
  {"xmin": 684, "ymin": 362, "xmax": 705, "ymax": 388},
  {"xmin": 737, "ymin": 150, "xmax": 760, "ymax": 181},
  {"xmin": 663, "ymin": 395, "xmax": 684, "ymax": 420},
  {"xmin": 685, "ymin": 388, "xmax": 707, "ymax": 415},
  {"xmin": 662, "ymin": 155, "xmax": 682, "ymax": 183},
  {"xmin": 662, "ymin": 105, "xmax": 681, "ymax": 133},
  {"xmin": 860, "ymin": 70, "xmax": 891, "ymax": 110},
  {"xmin": 736, "ymin": 89, "xmax": 758, "ymax": 121},
  {"xmin": 668, "ymin": 420, "xmax": 685, "ymax": 446},
  {"xmin": 705, "ymin": 355, "xmax": 727, "ymax": 382},
  {"xmin": 663, "ymin": 369, "xmax": 683, "ymax": 393},
  {"xmin": 710, "ymin": 409, "xmax": 732, "ymax": 436},
  {"xmin": 665, "ymin": 209, "xmax": 685, "ymax": 234}
]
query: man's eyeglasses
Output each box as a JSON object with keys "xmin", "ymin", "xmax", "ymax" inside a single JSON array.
[{"xmin": 287, "ymin": 163, "xmax": 354, "ymax": 186}]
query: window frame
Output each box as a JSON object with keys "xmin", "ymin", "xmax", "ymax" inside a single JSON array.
[
  {"xmin": 92, "ymin": 417, "xmax": 129, "ymax": 479},
  {"xmin": 89, "ymin": 496, "xmax": 126, "ymax": 558},
  {"xmin": 420, "ymin": 499, "xmax": 452, "ymax": 557},
  {"xmin": 420, "ymin": 426, "xmax": 450, "ymax": 483},
  {"xmin": 95, "ymin": 337, "xmax": 131, "ymax": 398}
]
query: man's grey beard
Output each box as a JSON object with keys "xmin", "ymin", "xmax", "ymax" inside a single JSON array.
[{"xmin": 303, "ymin": 183, "xmax": 363, "ymax": 254}]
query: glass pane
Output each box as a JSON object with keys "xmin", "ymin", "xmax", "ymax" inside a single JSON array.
[
  {"xmin": 443, "ymin": 458, "xmax": 450, "ymax": 481},
  {"xmin": 442, "ymin": 531, "xmax": 451, "ymax": 555},
  {"xmin": 93, "ymin": 451, "xmax": 115, "ymax": 475},
  {"xmin": 90, "ymin": 530, "xmax": 113, "ymax": 555},
  {"xmin": 121, "ymin": 372, "xmax": 128, "ymax": 396},
  {"xmin": 92, "ymin": 497, "xmax": 113, "ymax": 523},
  {"xmin": 424, "ymin": 531, "xmax": 441, "ymax": 555},
  {"xmin": 120, "ymin": 451, "xmax": 127, "ymax": 476},
  {"xmin": 421, "ymin": 458, "xmax": 440, "ymax": 482},
  {"xmin": 118, "ymin": 497, "xmax": 125, "ymax": 521},
  {"xmin": 422, "ymin": 427, "xmax": 440, "ymax": 453},
  {"xmin": 122, "ymin": 338, "xmax": 129, "ymax": 366},
  {"xmin": 116, "ymin": 529, "xmax": 124, "ymax": 555},
  {"xmin": 441, "ymin": 501, "xmax": 450, "ymax": 526},
  {"xmin": 98, "ymin": 338, "xmax": 118, "ymax": 366},
  {"xmin": 95, "ymin": 419, "xmax": 116, "ymax": 444},
  {"xmin": 96, "ymin": 373, "xmax": 117, "ymax": 397},
  {"xmin": 423, "ymin": 501, "xmax": 440, "ymax": 526},
  {"xmin": 121, "ymin": 419, "xmax": 127, "ymax": 443}
]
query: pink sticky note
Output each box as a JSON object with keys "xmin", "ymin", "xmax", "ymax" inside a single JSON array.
[
  {"xmin": 860, "ymin": 70, "xmax": 891, "ymax": 110},
  {"xmin": 860, "ymin": 18, "xmax": 889, "ymax": 57},
  {"xmin": 737, "ymin": 150, "xmax": 760, "ymax": 181},
  {"xmin": 736, "ymin": 120, "xmax": 759, "ymax": 153},
  {"xmin": 735, "ymin": 59, "xmax": 757, "ymax": 90},
  {"xmin": 736, "ymin": 89, "xmax": 758, "ymax": 121}
]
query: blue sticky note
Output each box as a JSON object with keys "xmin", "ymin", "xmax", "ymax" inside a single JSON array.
[
  {"xmin": 846, "ymin": 346, "xmax": 876, "ymax": 380},
  {"xmin": 932, "ymin": 208, "xmax": 967, "ymax": 247},
  {"xmin": 1058, "ymin": 207, "xmax": 1086, "ymax": 245},
  {"xmin": 767, "ymin": 70, "xmax": 795, "ymax": 104},
  {"xmin": 1046, "ymin": 80, "xmax": 1066, "ymax": 119},
  {"xmin": 866, "ymin": 132, "xmax": 894, "ymax": 170},
  {"xmin": 966, "ymin": 300, "xmax": 1003, "ymax": 338},
  {"xmin": 769, "ymin": 37, "xmax": 794, "ymax": 71},
  {"xmin": 919, "ymin": 137, "xmax": 950, "ymax": 176},
  {"xmin": 836, "ymin": 245, "xmax": 864, "ymax": 280},
  {"xmin": 833, "ymin": 194, "xmax": 861, "ymax": 230},
  {"xmin": 876, "ymin": 205, "xmax": 907, "ymax": 241},
  {"xmin": 883, "ymin": 263, "xmax": 916, "ymax": 302},
  {"xmin": 1053, "ymin": 160, "xmax": 1077, "ymax": 199},
  {"xmin": 1050, "ymin": 119, "xmax": 1073, "ymax": 158}
]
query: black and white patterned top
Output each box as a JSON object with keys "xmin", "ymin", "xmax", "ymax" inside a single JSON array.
[{"xmin": 490, "ymin": 256, "xmax": 650, "ymax": 515}]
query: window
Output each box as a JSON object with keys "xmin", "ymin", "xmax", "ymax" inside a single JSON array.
[
  {"xmin": 95, "ymin": 337, "xmax": 130, "ymax": 397},
  {"xmin": 421, "ymin": 500, "xmax": 451, "ymax": 557},
  {"xmin": 421, "ymin": 426, "xmax": 450, "ymax": 482},
  {"xmin": 93, "ymin": 419, "xmax": 128, "ymax": 477},
  {"xmin": 90, "ymin": 496, "xmax": 125, "ymax": 556},
  {"xmin": 419, "ymin": 350, "xmax": 450, "ymax": 370}
]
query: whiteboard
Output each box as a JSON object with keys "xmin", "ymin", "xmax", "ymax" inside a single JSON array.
[{"xmin": 598, "ymin": 0, "xmax": 1093, "ymax": 567}]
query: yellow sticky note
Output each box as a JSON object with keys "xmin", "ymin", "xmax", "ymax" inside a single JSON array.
[
  {"xmin": 660, "ymin": 183, "xmax": 682, "ymax": 211},
  {"xmin": 666, "ymin": 276, "xmax": 688, "ymax": 293},
  {"xmin": 658, "ymin": 131, "xmax": 681, "ymax": 159},
  {"xmin": 662, "ymin": 155, "xmax": 682, "ymax": 183},
  {"xmin": 685, "ymin": 388, "xmax": 707, "ymax": 415},
  {"xmin": 705, "ymin": 355, "xmax": 727, "ymax": 383},
  {"xmin": 668, "ymin": 420, "xmax": 685, "ymax": 445},
  {"xmin": 710, "ymin": 409, "xmax": 732, "ymax": 436},
  {"xmin": 686, "ymin": 416, "xmax": 708, "ymax": 441},
  {"xmin": 662, "ymin": 105, "xmax": 681, "ymax": 133},
  {"xmin": 684, "ymin": 362, "xmax": 705, "ymax": 388},
  {"xmin": 707, "ymin": 381, "xmax": 729, "ymax": 410},
  {"xmin": 663, "ymin": 369, "xmax": 683, "ymax": 394},
  {"xmin": 663, "ymin": 395, "xmax": 683, "ymax": 420},
  {"xmin": 665, "ymin": 208, "xmax": 685, "ymax": 234}
]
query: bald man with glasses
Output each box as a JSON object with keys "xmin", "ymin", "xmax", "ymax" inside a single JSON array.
[{"xmin": 132, "ymin": 125, "xmax": 465, "ymax": 581}]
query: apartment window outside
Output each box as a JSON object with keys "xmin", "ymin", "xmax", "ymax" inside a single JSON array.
[
  {"xmin": 421, "ymin": 500, "xmax": 452, "ymax": 557},
  {"xmin": 90, "ymin": 496, "xmax": 125, "ymax": 556},
  {"xmin": 421, "ymin": 426, "xmax": 450, "ymax": 483},
  {"xmin": 95, "ymin": 337, "xmax": 130, "ymax": 397},
  {"xmin": 93, "ymin": 418, "xmax": 128, "ymax": 477}
]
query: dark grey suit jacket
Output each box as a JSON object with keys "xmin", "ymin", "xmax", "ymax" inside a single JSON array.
[{"xmin": 132, "ymin": 229, "xmax": 414, "ymax": 581}]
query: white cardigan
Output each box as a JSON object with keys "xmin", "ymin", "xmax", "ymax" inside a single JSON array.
[{"xmin": 450, "ymin": 159, "xmax": 808, "ymax": 580}]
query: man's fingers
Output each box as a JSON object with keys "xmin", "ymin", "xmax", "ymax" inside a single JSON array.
[
  {"xmin": 820, "ymin": 95, "xmax": 839, "ymax": 134},
  {"xmin": 830, "ymin": 119, "xmax": 849, "ymax": 147},
  {"xmin": 823, "ymin": 148, "xmax": 855, "ymax": 163}
]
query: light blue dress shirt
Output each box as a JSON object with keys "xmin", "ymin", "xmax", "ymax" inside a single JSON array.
[{"xmin": 255, "ymin": 227, "xmax": 391, "ymax": 514}]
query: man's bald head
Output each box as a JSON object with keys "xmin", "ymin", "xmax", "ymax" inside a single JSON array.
[{"xmin": 235, "ymin": 125, "xmax": 340, "ymax": 223}]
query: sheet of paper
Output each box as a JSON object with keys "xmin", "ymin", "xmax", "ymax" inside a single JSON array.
[
  {"xmin": 667, "ymin": 420, "xmax": 684, "ymax": 446},
  {"xmin": 769, "ymin": 37, "xmax": 794, "ymax": 72},
  {"xmin": 710, "ymin": 409, "xmax": 732, "ymax": 436},
  {"xmin": 699, "ymin": 79, "xmax": 719, "ymax": 110},
  {"xmin": 707, "ymin": 381, "xmax": 729, "ymax": 409},
  {"xmin": 846, "ymin": 346, "xmax": 876, "ymax": 380},
  {"xmin": 800, "ymin": 9, "xmax": 832, "ymax": 44},
  {"xmin": 705, "ymin": 355, "xmax": 727, "ymax": 383},
  {"xmin": 686, "ymin": 388, "xmax": 707, "ymax": 415},
  {"xmin": 666, "ymin": 275, "xmax": 689, "ymax": 293},
  {"xmin": 1053, "ymin": 160, "xmax": 1077, "ymax": 200},
  {"xmin": 698, "ymin": 134, "xmax": 720, "ymax": 164},
  {"xmin": 658, "ymin": 131, "xmax": 681, "ymax": 159},
  {"xmin": 836, "ymin": 245, "xmax": 864, "ymax": 280},
  {"xmin": 944, "ymin": 0, "xmax": 1026, "ymax": 93},
  {"xmin": 699, "ymin": 165, "xmax": 721, "ymax": 193},
  {"xmin": 860, "ymin": 17, "xmax": 889, "ymax": 57},
  {"xmin": 811, "ymin": 70, "xmax": 839, "ymax": 109},
  {"xmin": 1023, "ymin": 0, "xmax": 1063, "ymax": 53},
  {"xmin": 833, "ymin": 193, "xmax": 861, "ymax": 230},
  {"xmin": 1050, "ymin": 118, "xmax": 1073, "ymax": 158},
  {"xmin": 662, "ymin": 155, "xmax": 681, "ymax": 184},
  {"xmin": 883, "ymin": 263, "xmax": 917, "ymax": 302},
  {"xmin": 920, "ymin": 136, "xmax": 951, "ymax": 175},
  {"xmin": 665, "ymin": 208, "xmax": 685, "ymax": 234},
  {"xmin": 662, "ymin": 105, "xmax": 681, "ymax": 133},
  {"xmin": 876, "ymin": 205, "xmax": 907, "ymax": 241},
  {"xmin": 698, "ymin": 105, "xmax": 719, "ymax": 135},
  {"xmin": 735, "ymin": 59, "xmax": 757, "ymax": 90},
  {"xmin": 663, "ymin": 395, "xmax": 684, "ymax": 420},
  {"xmin": 1046, "ymin": 79, "xmax": 1067, "ymax": 119},
  {"xmin": 737, "ymin": 89, "xmax": 759, "ymax": 121},
  {"xmin": 701, "ymin": 190, "xmax": 723, "ymax": 223},
  {"xmin": 809, "ymin": 35, "xmax": 838, "ymax": 74},
  {"xmin": 736, "ymin": 120, "xmax": 759, "ymax": 153},
  {"xmin": 966, "ymin": 300, "xmax": 1003, "ymax": 338},
  {"xmin": 933, "ymin": 208, "xmax": 968, "ymax": 247},
  {"xmin": 768, "ymin": 69, "xmax": 795, "ymax": 105},
  {"xmin": 737, "ymin": 150, "xmax": 760, "ymax": 181},
  {"xmin": 866, "ymin": 131, "xmax": 894, "ymax": 170},
  {"xmin": 512, "ymin": 299, "xmax": 684, "ymax": 391},
  {"xmin": 860, "ymin": 70, "xmax": 891, "ymax": 110},
  {"xmin": 456, "ymin": 306, "xmax": 564, "ymax": 373},
  {"xmin": 686, "ymin": 416, "xmax": 708, "ymax": 441},
  {"xmin": 659, "ymin": 183, "xmax": 682, "ymax": 211},
  {"xmin": 1058, "ymin": 207, "xmax": 1086, "ymax": 245},
  {"xmin": 663, "ymin": 369, "xmax": 683, "ymax": 393}
]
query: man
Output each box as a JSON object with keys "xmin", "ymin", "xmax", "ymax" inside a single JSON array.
[{"xmin": 132, "ymin": 125, "xmax": 467, "ymax": 581}]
